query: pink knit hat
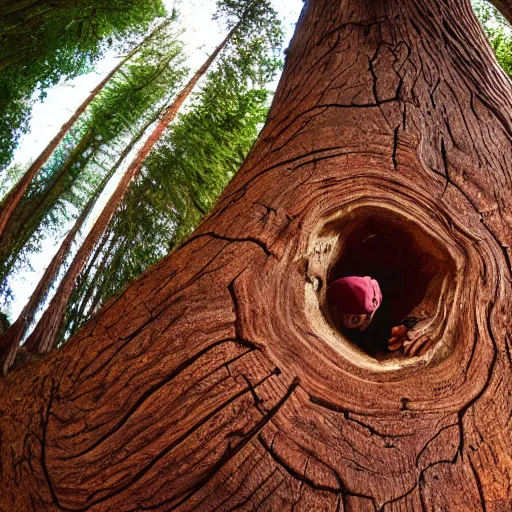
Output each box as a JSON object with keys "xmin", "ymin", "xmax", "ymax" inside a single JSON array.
[{"xmin": 328, "ymin": 276, "xmax": 382, "ymax": 314}]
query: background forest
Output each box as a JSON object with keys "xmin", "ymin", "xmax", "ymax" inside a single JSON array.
[{"xmin": 0, "ymin": 0, "xmax": 510, "ymax": 372}]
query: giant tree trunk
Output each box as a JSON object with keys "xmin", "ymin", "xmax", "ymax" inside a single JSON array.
[{"xmin": 1, "ymin": 0, "xmax": 512, "ymax": 510}]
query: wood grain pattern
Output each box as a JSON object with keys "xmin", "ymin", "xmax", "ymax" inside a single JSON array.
[{"xmin": 1, "ymin": 0, "xmax": 511, "ymax": 510}]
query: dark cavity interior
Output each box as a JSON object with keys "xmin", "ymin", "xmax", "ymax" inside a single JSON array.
[{"xmin": 324, "ymin": 208, "xmax": 452, "ymax": 360}]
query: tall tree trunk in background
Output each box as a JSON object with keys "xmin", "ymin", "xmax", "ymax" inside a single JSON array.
[
  {"xmin": 0, "ymin": 128, "xmax": 95, "ymax": 287},
  {"xmin": 0, "ymin": 171, "xmax": 104, "ymax": 372},
  {"xmin": 21, "ymin": 21, "xmax": 243, "ymax": 360},
  {"xmin": 67, "ymin": 228, "xmax": 119, "ymax": 331},
  {"xmin": 0, "ymin": 47, "xmax": 182, "ymax": 286},
  {"xmin": 1, "ymin": 0, "xmax": 512, "ymax": 509},
  {"xmin": 0, "ymin": 16, "xmax": 174, "ymax": 242},
  {"xmin": 0, "ymin": 106, "xmax": 165, "ymax": 374},
  {"xmin": 78, "ymin": 229, "xmax": 130, "ymax": 318}
]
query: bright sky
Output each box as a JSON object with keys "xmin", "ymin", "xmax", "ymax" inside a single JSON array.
[{"xmin": 4, "ymin": 0, "xmax": 304, "ymax": 320}]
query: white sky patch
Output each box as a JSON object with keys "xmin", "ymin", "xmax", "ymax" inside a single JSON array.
[{"xmin": 3, "ymin": 0, "xmax": 304, "ymax": 321}]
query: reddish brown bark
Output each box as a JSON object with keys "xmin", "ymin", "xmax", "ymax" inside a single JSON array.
[
  {"xmin": 21, "ymin": 22, "xmax": 242, "ymax": 360},
  {"xmin": 1, "ymin": 0, "xmax": 511, "ymax": 510},
  {"xmin": 0, "ymin": 17, "xmax": 174, "ymax": 242}
]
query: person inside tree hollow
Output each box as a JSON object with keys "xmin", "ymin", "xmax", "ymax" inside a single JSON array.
[{"xmin": 327, "ymin": 276, "xmax": 436, "ymax": 358}]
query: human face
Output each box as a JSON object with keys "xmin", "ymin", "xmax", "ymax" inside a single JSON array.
[{"xmin": 341, "ymin": 312, "xmax": 374, "ymax": 331}]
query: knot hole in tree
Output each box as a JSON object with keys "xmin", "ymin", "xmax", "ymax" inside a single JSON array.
[{"xmin": 314, "ymin": 206, "xmax": 456, "ymax": 364}]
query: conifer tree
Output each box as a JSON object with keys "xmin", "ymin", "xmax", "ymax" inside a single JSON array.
[
  {"xmin": 0, "ymin": 106, "xmax": 166, "ymax": 372},
  {"xmin": 0, "ymin": 0, "xmax": 166, "ymax": 167},
  {"xmin": 0, "ymin": 15, "xmax": 178, "ymax": 244},
  {"xmin": 0, "ymin": 19, "xmax": 187, "ymax": 298},
  {"xmin": 17, "ymin": 0, "xmax": 283, "ymax": 366}
]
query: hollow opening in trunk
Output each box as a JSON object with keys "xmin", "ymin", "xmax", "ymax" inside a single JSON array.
[{"xmin": 322, "ymin": 208, "xmax": 454, "ymax": 362}]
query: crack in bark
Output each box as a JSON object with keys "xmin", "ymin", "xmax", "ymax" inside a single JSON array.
[
  {"xmin": 142, "ymin": 378, "xmax": 300, "ymax": 511},
  {"xmin": 224, "ymin": 468, "xmax": 279, "ymax": 511},
  {"xmin": 468, "ymin": 456, "xmax": 488, "ymax": 512},
  {"xmin": 456, "ymin": 294, "xmax": 500, "ymax": 459},
  {"xmin": 258, "ymin": 435, "xmax": 340, "ymax": 494},
  {"xmin": 415, "ymin": 422, "xmax": 459, "ymax": 467},
  {"xmin": 58, "ymin": 338, "xmax": 256, "ymax": 461},
  {"xmin": 40, "ymin": 379, "xmax": 62, "ymax": 510},
  {"xmin": 185, "ymin": 231, "xmax": 273, "ymax": 257},
  {"xmin": 377, "ymin": 482, "xmax": 418, "ymax": 511},
  {"xmin": 194, "ymin": 451, "xmax": 265, "ymax": 511},
  {"xmin": 258, "ymin": 433, "xmax": 378, "ymax": 510},
  {"xmin": 392, "ymin": 125, "xmax": 399, "ymax": 170},
  {"xmin": 317, "ymin": 15, "xmax": 401, "ymax": 47},
  {"xmin": 309, "ymin": 394, "xmax": 414, "ymax": 439},
  {"xmin": 369, "ymin": 47, "xmax": 380, "ymax": 105},
  {"xmin": 80, "ymin": 372, "xmax": 282, "ymax": 508}
]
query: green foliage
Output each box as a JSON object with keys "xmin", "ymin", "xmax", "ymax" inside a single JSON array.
[
  {"xmin": 0, "ymin": 0, "xmax": 167, "ymax": 167},
  {"xmin": 0, "ymin": 19, "xmax": 187, "ymax": 297},
  {"xmin": 0, "ymin": 163, "xmax": 25, "ymax": 198},
  {"xmin": 215, "ymin": 0, "xmax": 284, "ymax": 86},
  {"xmin": 64, "ymin": 71, "xmax": 270, "ymax": 339},
  {"xmin": 473, "ymin": 0, "xmax": 512, "ymax": 77},
  {"xmin": 61, "ymin": 0, "xmax": 284, "ymax": 339}
]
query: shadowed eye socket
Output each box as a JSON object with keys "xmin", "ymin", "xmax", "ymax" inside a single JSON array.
[{"xmin": 343, "ymin": 314, "xmax": 365, "ymax": 329}]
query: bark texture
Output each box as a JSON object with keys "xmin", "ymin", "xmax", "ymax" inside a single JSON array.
[{"xmin": 1, "ymin": 0, "xmax": 511, "ymax": 510}]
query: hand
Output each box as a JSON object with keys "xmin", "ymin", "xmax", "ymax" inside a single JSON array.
[
  {"xmin": 388, "ymin": 325, "xmax": 435, "ymax": 357},
  {"xmin": 403, "ymin": 333, "xmax": 435, "ymax": 357},
  {"xmin": 388, "ymin": 325, "xmax": 407, "ymax": 352}
]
